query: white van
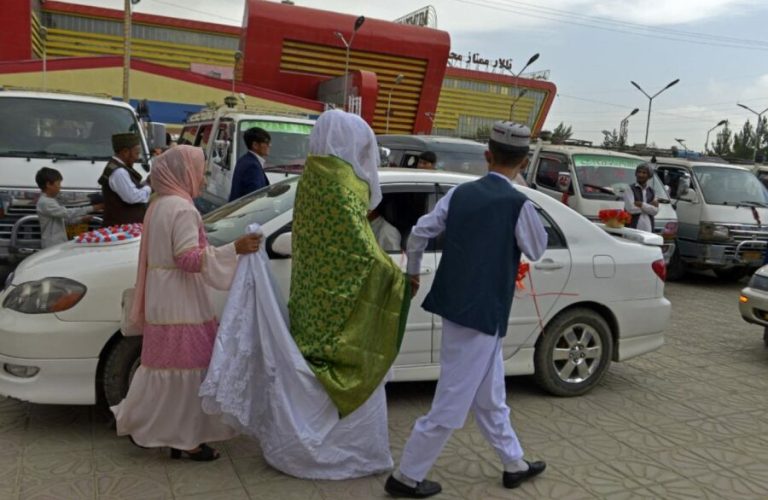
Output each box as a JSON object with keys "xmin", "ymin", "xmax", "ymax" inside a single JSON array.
[
  {"xmin": 178, "ymin": 105, "xmax": 315, "ymax": 211},
  {"xmin": 0, "ymin": 90, "xmax": 162, "ymax": 262},
  {"xmin": 654, "ymin": 158, "xmax": 768, "ymax": 281},
  {"xmin": 526, "ymin": 144, "xmax": 678, "ymax": 262}
]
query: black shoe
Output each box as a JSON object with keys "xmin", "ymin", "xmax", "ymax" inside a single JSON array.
[
  {"xmin": 502, "ymin": 460, "xmax": 546, "ymax": 489},
  {"xmin": 385, "ymin": 474, "xmax": 442, "ymax": 498}
]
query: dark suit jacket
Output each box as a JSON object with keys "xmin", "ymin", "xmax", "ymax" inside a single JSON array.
[{"xmin": 229, "ymin": 152, "xmax": 270, "ymax": 201}]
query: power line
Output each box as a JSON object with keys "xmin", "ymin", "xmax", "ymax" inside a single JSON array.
[{"xmin": 149, "ymin": 0, "xmax": 242, "ymax": 23}]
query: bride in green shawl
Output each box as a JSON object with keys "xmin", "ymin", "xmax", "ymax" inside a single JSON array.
[{"xmin": 289, "ymin": 109, "xmax": 410, "ymax": 418}]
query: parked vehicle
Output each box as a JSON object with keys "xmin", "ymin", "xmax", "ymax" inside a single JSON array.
[
  {"xmin": 526, "ymin": 143, "xmax": 678, "ymax": 263},
  {"xmin": 0, "ymin": 90, "xmax": 164, "ymax": 261},
  {"xmin": 377, "ymin": 135, "xmax": 489, "ymax": 175},
  {"xmin": 0, "ymin": 169, "xmax": 670, "ymax": 406},
  {"xmin": 739, "ymin": 266, "xmax": 768, "ymax": 346},
  {"xmin": 178, "ymin": 105, "xmax": 315, "ymax": 211},
  {"xmin": 654, "ymin": 158, "xmax": 768, "ymax": 281}
]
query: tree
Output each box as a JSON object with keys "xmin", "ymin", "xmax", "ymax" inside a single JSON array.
[
  {"xmin": 732, "ymin": 119, "xmax": 755, "ymax": 160},
  {"xmin": 475, "ymin": 125, "xmax": 491, "ymax": 142},
  {"xmin": 551, "ymin": 122, "xmax": 573, "ymax": 144},
  {"xmin": 601, "ymin": 129, "xmax": 621, "ymax": 149},
  {"xmin": 711, "ymin": 123, "xmax": 733, "ymax": 157}
]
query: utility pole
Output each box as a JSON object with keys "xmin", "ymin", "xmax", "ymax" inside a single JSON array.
[{"xmin": 122, "ymin": 0, "xmax": 133, "ymax": 102}]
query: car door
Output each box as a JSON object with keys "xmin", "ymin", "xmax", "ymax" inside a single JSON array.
[
  {"xmin": 429, "ymin": 187, "xmax": 572, "ymax": 362},
  {"xmin": 376, "ymin": 183, "xmax": 440, "ymax": 366}
]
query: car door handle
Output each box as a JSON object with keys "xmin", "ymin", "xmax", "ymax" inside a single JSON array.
[
  {"xmin": 534, "ymin": 259, "xmax": 564, "ymax": 271},
  {"xmin": 419, "ymin": 267, "xmax": 433, "ymax": 275}
]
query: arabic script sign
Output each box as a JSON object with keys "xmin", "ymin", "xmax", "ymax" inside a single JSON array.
[
  {"xmin": 394, "ymin": 6, "xmax": 436, "ymax": 27},
  {"xmin": 448, "ymin": 52, "xmax": 513, "ymax": 71}
]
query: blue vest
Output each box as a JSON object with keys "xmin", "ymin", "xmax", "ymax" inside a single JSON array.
[{"xmin": 422, "ymin": 174, "xmax": 527, "ymax": 337}]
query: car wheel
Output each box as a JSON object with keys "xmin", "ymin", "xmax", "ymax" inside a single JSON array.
[
  {"xmin": 713, "ymin": 268, "xmax": 748, "ymax": 282},
  {"xmin": 666, "ymin": 247, "xmax": 685, "ymax": 281},
  {"xmin": 102, "ymin": 336, "xmax": 142, "ymax": 407},
  {"xmin": 533, "ymin": 308, "xmax": 613, "ymax": 397}
]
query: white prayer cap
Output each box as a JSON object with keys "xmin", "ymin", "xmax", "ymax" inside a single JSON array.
[{"xmin": 489, "ymin": 121, "xmax": 531, "ymax": 152}]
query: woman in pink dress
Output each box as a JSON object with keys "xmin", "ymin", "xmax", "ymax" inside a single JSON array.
[{"xmin": 112, "ymin": 145, "xmax": 262, "ymax": 461}]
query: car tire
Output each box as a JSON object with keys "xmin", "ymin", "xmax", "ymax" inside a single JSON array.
[
  {"xmin": 533, "ymin": 308, "xmax": 613, "ymax": 397},
  {"xmin": 102, "ymin": 336, "xmax": 142, "ymax": 408},
  {"xmin": 713, "ymin": 268, "xmax": 748, "ymax": 282},
  {"xmin": 666, "ymin": 247, "xmax": 685, "ymax": 281}
]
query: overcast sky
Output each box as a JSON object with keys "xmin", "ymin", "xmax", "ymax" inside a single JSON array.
[{"xmin": 66, "ymin": 0, "xmax": 768, "ymax": 149}]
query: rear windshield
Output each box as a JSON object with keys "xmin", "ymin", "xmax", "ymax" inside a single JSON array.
[
  {"xmin": 0, "ymin": 97, "xmax": 140, "ymax": 160},
  {"xmin": 238, "ymin": 121, "xmax": 312, "ymax": 168}
]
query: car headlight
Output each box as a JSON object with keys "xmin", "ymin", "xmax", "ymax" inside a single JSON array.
[
  {"xmin": 748, "ymin": 273, "xmax": 768, "ymax": 292},
  {"xmin": 2, "ymin": 277, "xmax": 86, "ymax": 314},
  {"xmin": 698, "ymin": 223, "xmax": 730, "ymax": 242}
]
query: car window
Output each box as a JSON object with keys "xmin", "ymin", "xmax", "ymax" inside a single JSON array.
[
  {"xmin": 536, "ymin": 206, "xmax": 567, "ymax": 249},
  {"xmin": 378, "ymin": 185, "xmax": 438, "ymax": 253},
  {"xmin": 657, "ymin": 165, "xmax": 690, "ymax": 198},
  {"xmin": 178, "ymin": 125, "xmax": 199, "ymax": 146},
  {"xmin": 211, "ymin": 121, "xmax": 234, "ymax": 169},
  {"xmin": 203, "ymin": 178, "xmax": 298, "ymax": 246},
  {"xmin": 535, "ymin": 154, "xmax": 570, "ymax": 191}
]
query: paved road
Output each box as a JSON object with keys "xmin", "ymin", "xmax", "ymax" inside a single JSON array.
[{"xmin": 0, "ymin": 274, "xmax": 766, "ymax": 499}]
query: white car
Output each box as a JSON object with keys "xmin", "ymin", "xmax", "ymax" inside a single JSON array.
[{"xmin": 0, "ymin": 170, "xmax": 670, "ymax": 406}]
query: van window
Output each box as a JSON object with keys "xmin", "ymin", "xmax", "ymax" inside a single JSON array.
[
  {"xmin": 238, "ymin": 121, "xmax": 312, "ymax": 168},
  {"xmin": 535, "ymin": 155, "xmax": 570, "ymax": 190},
  {"xmin": 0, "ymin": 97, "xmax": 139, "ymax": 160},
  {"xmin": 178, "ymin": 125, "xmax": 199, "ymax": 146}
]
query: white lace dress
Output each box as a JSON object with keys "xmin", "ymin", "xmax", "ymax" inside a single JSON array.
[{"xmin": 199, "ymin": 225, "xmax": 393, "ymax": 480}]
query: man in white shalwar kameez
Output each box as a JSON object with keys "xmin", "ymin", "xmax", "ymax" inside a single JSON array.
[{"xmin": 385, "ymin": 122, "xmax": 548, "ymax": 498}]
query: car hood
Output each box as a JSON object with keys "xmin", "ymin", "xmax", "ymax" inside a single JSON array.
[{"xmin": 10, "ymin": 239, "xmax": 140, "ymax": 285}]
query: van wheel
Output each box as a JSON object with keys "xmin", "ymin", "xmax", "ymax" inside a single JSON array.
[
  {"xmin": 666, "ymin": 247, "xmax": 685, "ymax": 281},
  {"xmin": 533, "ymin": 309, "xmax": 613, "ymax": 397},
  {"xmin": 102, "ymin": 336, "xmax": 142, "ymax": 407}
]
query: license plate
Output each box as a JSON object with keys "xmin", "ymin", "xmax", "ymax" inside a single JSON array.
[{"xmin": 743, "ymin": 251, "xmax": 763, "ymax": 262}]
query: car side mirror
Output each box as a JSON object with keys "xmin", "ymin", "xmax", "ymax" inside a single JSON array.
[
  {"xmin": 270, "ymin": 232, "xmax": 292, "ymax": 257},
  {"xmin": 214, "ymin": 139, "xmax": 230, "ymax": 164},
  {"xmin": 146, "ymin": 122, "xmax": 167, "ymax": 150},
  {"xmin": 556, "ymin": 172, "xmax": 572, "ymax": 193}
]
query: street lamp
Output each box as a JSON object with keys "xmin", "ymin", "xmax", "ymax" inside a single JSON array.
[
  {"xmin": 618, "ymin": 107, "xmax": 639, "ymax": 146},
  {"xmin": 39, "ymin": 26, "xmax": 48, "ymax": 91},
  {"xmin": 386, "ymin": 74, "xmax": 404, "ymax": 134},
  {"xmin": 510, "ymin": 53, "xmax": 539, "ymax": 122},
  {"xmin": 508, "ymin": 89, "xmax": 527, "ymax": 120},
  {"xmin": 704, "ymin": 119, "xmax": 728, "ymax": 154},
  {"xmin": 232, "ymin": 51, "xmax": 242, "ymax": 98},
  {"xmin": 334, "ymin": 15, "xmax": 365, "ymax": 111},
  {"xmin": 630, "ymin": 78, "xmax": 680, "ymax": 146},
  {"xmin": 123, "ymin": 0, "xmax": 141, "ymax": 102},
  {"xmin": 675, "ymin": 138, "xmax": 689, "ymax": 153},
  {"xmin": 737, "ymin": 103, "xmax": 768, "ymax": 164}
]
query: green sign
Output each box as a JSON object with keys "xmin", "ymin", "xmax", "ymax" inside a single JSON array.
[
  {"xmin": 240, "ymin": 121, "xmax": 313, "ymax": 134},
  {"xmin": 572, "ymin": 154, "xmax": 642, "ymax": 169}
]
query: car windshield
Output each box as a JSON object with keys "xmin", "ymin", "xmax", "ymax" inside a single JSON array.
[
  {"xmin": 572, "ymin": 154, "xmax": 669, "ymax": 201},
  {"xmin": 693, "ymin": 166, "xmax": 768, "ymax": 206},
  {"xmin": 203, "ymin": 177, "xmax": 299, "ymax": 246},
  {"xmin": 0, "ymin": 97, "xmax": 141, "ymax": 160},
  {"xmin": 435, "ymin": 149, "xmax": 488, "ymax": 176},
  {"xmin": 238, "ymin": 120, "xmax": 312, "ymax": 167}
]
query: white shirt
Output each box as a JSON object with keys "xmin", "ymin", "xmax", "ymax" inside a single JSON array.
[
  {"xmin": 406, "ymin": 172, "xmax": 548, "ymax": 275},
  {"xmin": 108, "ymin": 157, "xmax": 151, "ymax": 204},
  {"xmin": 249, "ymin": 151, "xmax": 266, "ymax": 167},
  {"xmin": 623, "ymin": 182, "xmax": 658, "ymax": 233},
  {"xmin": 370, "ymin": 216, "xmax": 402, "ymax": 252}
]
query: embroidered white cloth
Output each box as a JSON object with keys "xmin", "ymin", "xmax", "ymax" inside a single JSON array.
[{"xmin": 199, "ymin": 224, "xmax": 393, "ymax": 479}]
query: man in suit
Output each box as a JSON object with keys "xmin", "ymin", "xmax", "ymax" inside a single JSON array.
[
  {"xmin": 229, "ymin": 127, "xmax": 271, "ymax": 201},
  {"xmin": 385, "ymin": 122, "xmax": 548, "ymax": 498},
  {"xmin": 98, "ymin": 133, "xmax": 150, "ymax": 226}
]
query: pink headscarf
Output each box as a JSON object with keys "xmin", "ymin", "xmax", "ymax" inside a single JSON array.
[{"xmin": 129, "ymin": 145, "xmax": 206, "ymax": 328}]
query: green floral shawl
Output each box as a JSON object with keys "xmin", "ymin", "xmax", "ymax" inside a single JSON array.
[{"xmin": 289, "ymin": 155, "xmax": 409, "ymax": 417}]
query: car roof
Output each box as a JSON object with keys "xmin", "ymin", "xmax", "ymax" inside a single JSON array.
[
  {"xmin": 652, "ymin": 157, "xmax": 735, "ymax": 168},
  {"xmin": 535, "ymin": 144, "xmax": 644, "ymax": 160},
  {"xmin": 0, "ymin": 90, "xmax": 135, "ymax": 109},
  {"xmin": 378, "ymin": 168, "xmax": 479, "ymax": 184},
  {"xmin": 184, "ymin": 114, "xmax": 315, "ymax": 126},
  {"xmin": 377, "ymin": 135, "xmax": 486, "ymax": 152}
]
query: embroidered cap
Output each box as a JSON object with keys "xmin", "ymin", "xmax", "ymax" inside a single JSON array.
[
  {"xmin": 489, "ymin": 121, "xmax": 531, "ymax": 152},
  {"xmin": 112, "ymin": 133, "xmax": 141, "ymax": 153}
]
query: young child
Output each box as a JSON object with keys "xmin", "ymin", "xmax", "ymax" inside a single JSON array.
[{"xmin": 35, "ymin": 167, "xmax": 103, "ymax": 249}]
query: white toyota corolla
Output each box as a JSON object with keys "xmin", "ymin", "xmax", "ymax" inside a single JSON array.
[{"xmin": 0, "ymin": 170, "xmax": 670, "ymax": 406}]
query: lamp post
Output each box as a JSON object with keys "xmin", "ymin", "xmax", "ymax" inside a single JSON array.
[
  {"xmin": 675, "ymin": 138, "xmax": 689, "ymax": 153},
  {"xmin": 123, "ymin": 0, "xmax": 141, "ymax": 102},
  {"xmin": 510, "ymin": 53, "xmax": 539, "ymax": 122},
  {"xmin": 232, "ymin": 50, "xmax": 242, "ymax": 98},
  {"xmin": 39, "ymin": 26, "xmax": 48, "ymax": 91},
  {"xmin": 618, "ymin": 107, "xmax": 639, "ymax": 147},
  {"xmin": 630, "ymin": 78, "xmax": 680, "ymax": 146},
  {"xmin": 334, "ymin": 15, "xmax": 365, "ymax": 111},
  {"xmin": 737, "ymin": 103, "xmax": 768, "ymax": 164},
  {"xmin": 704, "ymin": 119, "xmax": 728, "ymax": 154},
  {"xmin": 386, "ymin": 74, "xmax": 404, "ymax": 134}
]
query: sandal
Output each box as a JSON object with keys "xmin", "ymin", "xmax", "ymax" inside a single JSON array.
[{"xmin": 170, "ymin": 443, "xmax": 220, "ymax": 461}]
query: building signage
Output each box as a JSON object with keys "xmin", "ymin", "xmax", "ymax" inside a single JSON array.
[
  {"xmin": 448, "ymin": 52, "xmax": 513, "ymax": 71},
  {"xmin": 394, "ymin": 6, "xmax": 436, "ymax": 28}
]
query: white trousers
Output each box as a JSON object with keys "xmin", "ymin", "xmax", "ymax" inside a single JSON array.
[{"xmin": 398, "ymin": 319, "xmax": 524, "ymax": 481}]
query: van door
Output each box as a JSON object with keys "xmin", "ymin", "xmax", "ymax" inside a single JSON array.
[
  {"xmin": 657, "ymin": 164, "xmax": 700, "ymax": 259},
  {"xmin": 204, "ymin": 120, "xmax": 235, "ymax": 207}
]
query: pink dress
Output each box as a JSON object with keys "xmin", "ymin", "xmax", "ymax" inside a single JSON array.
[{"xmin": 111, "ymin": 196, "xmax": 238, "ymax": 449}]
